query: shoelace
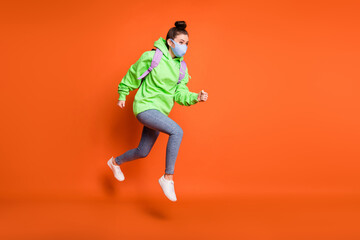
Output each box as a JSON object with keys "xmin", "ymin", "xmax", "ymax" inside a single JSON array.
[
  {"xmin": 163, "ymin": 177, "xmax": 174, "ymax": 184},
  {"xmin": 112, "ymin": 161, "xmax": 120, "ymax": 169},
  {"xmin": 112, "ymin": 163, "xmax": 121, "ymax": 172}
]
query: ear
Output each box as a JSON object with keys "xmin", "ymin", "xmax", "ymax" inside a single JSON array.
[{"xmin": 167, "ymin": 39, "xmax": 174, "ymax": 48}]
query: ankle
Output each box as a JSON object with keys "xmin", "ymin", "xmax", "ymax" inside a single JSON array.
[
  {"xmin": 164, "ymin": 174, "xmax": 173, "ymax": 181},
  {"xmin": 112, "ymin": 158, "xmax": 118, "ymax": 166}
]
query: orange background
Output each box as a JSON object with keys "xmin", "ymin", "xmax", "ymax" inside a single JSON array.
[{"xmin": 1, "ymin": 0, "xmax": 360, "ymax": 239}]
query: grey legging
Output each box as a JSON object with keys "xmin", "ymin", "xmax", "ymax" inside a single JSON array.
[{"xmin": 114, "ymin": 109, "xmax": 184, "ymax": 174}]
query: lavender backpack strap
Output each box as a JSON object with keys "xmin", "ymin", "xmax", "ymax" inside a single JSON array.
[
  {"xmin": 137, "ymin": 48, "xmax": 163, "ymax": 80},
  {"xmin": 178, "ymin": 60, "xmax": 187, "ymax": 84}
]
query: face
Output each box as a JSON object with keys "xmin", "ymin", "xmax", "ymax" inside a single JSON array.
[{"xmin": 167, "ymin": 34, "xmax": 189, "ymax": 48}]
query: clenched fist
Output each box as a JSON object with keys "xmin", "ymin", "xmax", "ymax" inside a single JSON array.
[
  {"xmin": 118, "ymin": 100, "xmax": 125, "ymax": 108},
  {"xmin": 197, "ymin": 90, "xmax": 208, "ymax": 102}
]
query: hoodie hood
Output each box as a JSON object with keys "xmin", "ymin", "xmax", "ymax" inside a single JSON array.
[{"xmin": 154, "ymin": 37, "xmax": 184, "ymax": 62}]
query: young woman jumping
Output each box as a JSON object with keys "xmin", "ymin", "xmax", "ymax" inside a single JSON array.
[{"xmin": 107, "ymin": 21, "xmax": 208, "ymax": 202}]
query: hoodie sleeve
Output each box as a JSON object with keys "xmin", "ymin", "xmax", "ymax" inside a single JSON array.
[
  {"xmin": 174, "ymin": 68, "xmax": 199, "ymax": 106},
  {"xmin": 118, "ymin": 51, "xmax": 153, "ymax": 101}
]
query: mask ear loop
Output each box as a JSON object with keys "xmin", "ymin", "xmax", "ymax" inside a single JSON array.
[
  {"xmin": 171, "ymin": 39, "xmax": 187, "ymax": 50},
  {"xmin": 170, "ymin": 39, "xmax": 178, "ymax": 56}
]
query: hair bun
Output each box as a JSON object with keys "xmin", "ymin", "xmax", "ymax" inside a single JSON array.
[{"xmin": 175, "ymin": 21, "xmax": 187, "ymax": 30}]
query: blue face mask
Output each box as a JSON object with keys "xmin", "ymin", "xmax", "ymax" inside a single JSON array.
[{"xmin": 170, "ymin": 39, "xmax": 187, "ymax": 57}]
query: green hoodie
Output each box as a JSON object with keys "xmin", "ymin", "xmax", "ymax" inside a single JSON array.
[{"xmin": 118, "ymin": 37, "xmax": 199, "ymax": 117}]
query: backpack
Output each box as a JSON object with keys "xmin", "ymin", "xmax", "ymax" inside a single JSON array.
[{"xmin": 137, "ymin": 48, "xmax": 187, "ymax": 88}]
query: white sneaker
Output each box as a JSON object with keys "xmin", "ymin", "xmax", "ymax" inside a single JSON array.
[
  {"xmin": 158, "ymin": 175, "xmax": 177, "ymax": 202},
  {"xmin": 107, "ymin": 156, "xmax": 125, "ymax": 181}
]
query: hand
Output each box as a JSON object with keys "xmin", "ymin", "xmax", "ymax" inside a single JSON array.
[
  {"xmin": 118, "ymin": 100, "xmax": 125, "ymax": 108},
  {"xmin": 197, "ymin": 90, "xmax": 208, "ymax": 102}
]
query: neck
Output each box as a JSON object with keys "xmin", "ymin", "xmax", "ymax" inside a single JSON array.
[{"xmin": 168, "ymin": 48, "xmax": 176, "ymax": 59}]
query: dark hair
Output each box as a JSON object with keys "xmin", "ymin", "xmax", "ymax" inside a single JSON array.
[{"xmin": 165, "ymin": 21, "xmax": 189, "ymax": 49}]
